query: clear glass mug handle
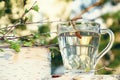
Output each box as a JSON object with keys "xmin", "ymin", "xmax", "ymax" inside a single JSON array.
[{"xmin": 94, "ymin": 29, "xmax": 115, "ymax": 68}]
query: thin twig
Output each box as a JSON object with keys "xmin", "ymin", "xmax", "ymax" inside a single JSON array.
[
  {"xmin": 96, "ymin": 66, "xmax": 116, "ymax": 72},
  {"xmin": 2, "ymin": 1, "xmax": 37, "ymax": 39},
  {"xmin": 21, "ymin": 1, "xmax": 37, "ymax": 18},
  {"xmin": 0, "ymin": 18, "xmax": 50, "ymax": 30},
  {"xmin": 0, "ymin": 31, "xmax": 58, "ymax": 40},
  {"xmin": 104, "ymin": 66, "xmax": 116, "ymax": 71},
  {"xmin": 69, "ymin": 0, "xmax": 104, "ymax": 40},
  {"xmin": 0, "ymin": 34, "xmax": 33, "ymax": 40},
  {"xmin": 70, "ymin": 21, "xmax": 82, "ymax": 39},
  {"xmin": 71, "ymin": 0, "xmax": 104, "ymax": 21},
  {"xmin": 3, "ymin": 25, "xmax": 17, "ymax": 38}
]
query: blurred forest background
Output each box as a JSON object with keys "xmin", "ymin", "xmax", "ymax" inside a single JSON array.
[{"xmin": 0, "ymin": 0, "xmax": 120, "ymax": 75}]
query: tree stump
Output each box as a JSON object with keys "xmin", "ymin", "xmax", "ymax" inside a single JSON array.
[{"xmin": 0, "ymin": 47, "xmax": 51, "ymax": 80}]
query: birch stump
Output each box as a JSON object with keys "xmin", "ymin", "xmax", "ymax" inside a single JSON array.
[
  {"xmin": 0, "ymin": 47, "xmax": 51, "ymax": 80},
  {"xmin": 52, "ymin": 75, "xmax": 120, "ymax": 80}
]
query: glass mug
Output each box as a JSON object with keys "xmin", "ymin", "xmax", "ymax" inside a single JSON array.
[{"xmin": 57, "ymin": 19, "xmax": 114, "ymax": 75}]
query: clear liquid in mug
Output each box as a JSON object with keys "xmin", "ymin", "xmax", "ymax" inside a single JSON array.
[{"xmin": 58, "ymin": 30, "xmax": 100, "ymax": 74}]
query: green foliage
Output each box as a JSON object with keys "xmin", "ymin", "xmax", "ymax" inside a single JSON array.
[
  {"xmin": 0, "ymin": 9, "xmax": 5, "ymax": 18},
  {"xmin": 0, "ymin": 0, "xmax": 3, "ymax": 2},
  {"xmin": 25, "ymin": 9, "xmax": 29, "ymax": 14},
  {"xmin": 16, "ymin": 24, "xmax": 27, "ymax": 30},
  {"xmin": 0, "ymin": 49, "xmax": 4, "ymax": 52},
  {"xmin": 39, "ymin": 38, "xmax": 49, "ymax": 45},
  {"xmin": 0, "ymin": 1, "xmax": 43, "ymax": 52},
  {"xmin": 97, "ymin": 69, "xmax": 112, "ymax": 74},
  {"xmin": 98, "ymin": 10, "xmax": 120, "ymax": 74},
  {"xmin": 38, "ymin": 25, "xmax": 50, "ymax": 34},
  {"xmin": 5, "ymin": 0, "xmax": 12, "ymax": 14},
  {"xmin": 32, "ymin": 5, "xmax": 39, "ymax": 12},
  {"xmin": 102, "ymin": 10, "xmax": 120, "ymax": 32},
  {"xmin": 99, "ymin": 34, "xmax": 109, "ymax": 52},
  {"xmin": 108, "ymin": 49, "xmax": 120, "ymax": 68},
  {"xmin": 49, "ymin": 37, "xmax": 58, "ymax": 44},
  {"xmin": 112, "ymin": 42, "xmax": 120, "ymax": 49},
  {"xmin": 33, "ymin": 33, "xmax": 39, "ymax": 39},
  {"xmin": 8, "ymin": 41, "xmax": 21, "ymax": 52},
  {"xmin": 64, "ymin": 0, "xmax": 72, "ymax": 2},
  {"xmin": 50, "ymin": 46, "xmax": 63, "ymax": 66},
  {"xmin": 19, "ymin": 34, "xmax": 35, "ymax": 46},
  {"xmin": 50, "ymin": 47, "xmax": 59, "ymax": 58},
  {"xmin": 22, "ymin": 41, "xmax": 33, "ymax": 47}
]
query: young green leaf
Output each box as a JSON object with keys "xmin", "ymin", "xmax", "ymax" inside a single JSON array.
[
  {"xmin": 0, "ymin": 49, "xmax": 4, "ymax": 52},
  {"xmin": 9, "ymin": 41, "xmax": 21, "ymax": 52},
  {"xmin": 51, "ymin": 52, "xmax": 55, "ymax": 58},
  {"xmin": 32, "ymin": 5, "xmax": 39, "ymax": 12},
  {"xmin": 25, "ymin": 9, "xmax": 29, "ymax": 13},
  {"xmin": 23, "ymin": 41, "xmax": 33, "ymax": 47},
  {"xmin": 33, "ymin": 33, "xmax": 39, "ymax": 39}
]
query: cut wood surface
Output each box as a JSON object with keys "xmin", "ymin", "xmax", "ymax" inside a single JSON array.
[
  {"xmin": 0, "ymin": 47, "xmax": 51, "ymax": 80},
  {"xmin": 52, "ymin": 75, "xmax": 120, "ymax": 80}
]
